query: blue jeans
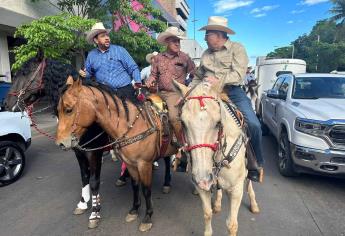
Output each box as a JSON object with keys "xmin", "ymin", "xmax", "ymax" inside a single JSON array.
[{"xmin": 226, "ymin": 85, "xmax": 264, "ymax": 166}]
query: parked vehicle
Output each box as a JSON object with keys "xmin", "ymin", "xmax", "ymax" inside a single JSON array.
[
  {"xmin": 0, "ymin": 111, "xmax": 31, "ymax": 186},
  {"xmin": 255, "ymin": 57, "xmax": 306, "ymax": 113},
  {"xmin": 261, "ymin": 73, "xmax": 345, "ymax": 176}
]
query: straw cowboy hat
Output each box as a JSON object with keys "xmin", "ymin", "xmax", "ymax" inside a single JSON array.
[
  {"xmin": 145, "ymin": 51, "xmax": 158, "ymax": 64},
  {"xmin": 157, "ymin": 26, "xmax": 186, "ymax": 45},
  {"xmin": 199, "ymin": 16, "xmax": 235, "ymax": 35},
  {"xmin": 86, "ymin": 22, "xmax": 111, "ymax": 44}
]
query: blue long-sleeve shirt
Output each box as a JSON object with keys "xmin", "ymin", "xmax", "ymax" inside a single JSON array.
[{"xmin": 85, "ymin": 45, "xmax": 141, "ymax": 89}]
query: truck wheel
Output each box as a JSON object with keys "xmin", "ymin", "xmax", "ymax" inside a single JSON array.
[
  {"xmin": 278, "ymin": 132, "xmax": 298, "ymax": 177},
  {"xmin": 0, "ymin": 141, "xmax": 26, "ymax": 186}
]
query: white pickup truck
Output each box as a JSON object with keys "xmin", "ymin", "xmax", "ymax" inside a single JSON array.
[
  {"xmin": 0, "ymin": 111, "xmax": 31, "ymax": 186},
  {"xmin": 261, "ymin": 73, "xmax": 345, "ymax": 177}
]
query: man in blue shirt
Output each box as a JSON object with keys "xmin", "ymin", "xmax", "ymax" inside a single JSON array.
[{"xmin": 79, "ymin": 22, "xmax": 141, "ymax": 102}]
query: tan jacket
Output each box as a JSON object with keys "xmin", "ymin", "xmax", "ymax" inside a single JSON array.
[{"xmin": 191, "ymin": 40, "xmax": 249, "ymax": 87}]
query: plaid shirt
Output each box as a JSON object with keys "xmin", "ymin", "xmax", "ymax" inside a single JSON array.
[
  {"xmin": 85, "ymin": 45, "xmax": 141, "ymax": 89},
  {"xmin": 147, "ymin": 51, "xmax": 195, "ymax": 91}
]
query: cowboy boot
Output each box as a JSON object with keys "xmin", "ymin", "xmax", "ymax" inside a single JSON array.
[{"xmin": 246, "ymin": 142, "xmax": 264, "ymax": 183}]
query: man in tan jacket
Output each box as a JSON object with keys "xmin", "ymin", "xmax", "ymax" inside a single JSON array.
[{"xmin": 191, "ymin": 16, "xmax": 263, "ymax": 182}]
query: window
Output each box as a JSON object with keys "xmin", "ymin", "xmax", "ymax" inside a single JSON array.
[
  {"xmin": 279, "ymin": 76, "xmax": 292, "ymax": 96},
  {"xmin": 272, "ymin": 77, "xmax": 285, "ymax": 91}
]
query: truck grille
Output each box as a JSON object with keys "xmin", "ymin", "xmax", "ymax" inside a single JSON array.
[{"xmin": 329, "ymin": 125, "xmax": 345, "ymax": 147}]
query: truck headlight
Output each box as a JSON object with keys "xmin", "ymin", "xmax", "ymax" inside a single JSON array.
[{"xmin": 294, "ymin": 118, "xmax": 328, "ymax": 136}]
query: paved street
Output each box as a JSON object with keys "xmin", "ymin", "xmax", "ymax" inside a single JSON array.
[{"xmin": 1, "ymin": 114, "xmax": 345, "ymax": 236}]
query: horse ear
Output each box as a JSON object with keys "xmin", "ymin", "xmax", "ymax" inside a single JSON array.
[
  {"xmin": 172, "ymin": 80, "xmax": 189, "ymax": 97},
  {"xmin": 66, "ymin": 76, "xmax": 74, "ymax": 86}
]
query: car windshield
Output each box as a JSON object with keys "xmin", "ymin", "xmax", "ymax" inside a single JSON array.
[{"xmin": 292, "ymin": 76, "xmax": 345, "ymax": 99}]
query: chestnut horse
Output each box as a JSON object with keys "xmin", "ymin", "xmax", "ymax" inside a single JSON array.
[
  {"xmin": 56, "ymin": 76, "xmax": 177, "ymax": 232},
  {"xmin": 5, "ymin": 58, "xmax": 173, "ymax": 230},
  {"xmin": 173, "ymin": 80, "xmax": 260, "ymax": 236}
]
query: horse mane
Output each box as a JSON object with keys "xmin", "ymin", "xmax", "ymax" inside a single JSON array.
[
  {"xmin": 61, "ymin": 80, "xmax": 131, "ymax": 121},
  {"xmin": 43, "ymin": 59, "xmax": 79, "ymax": 114}
]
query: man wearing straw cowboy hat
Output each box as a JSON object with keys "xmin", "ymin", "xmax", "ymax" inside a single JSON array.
[
  {"xmin": 140, "ymin": 51, "xmax": 158, "ymax": 82},
  {"xmin": 79, "ymin": 22, "xmax": 142, "ymax": 102},
  {"xmin": 191, "ymin": 16, "xmax": 264, "ymax": 182},
  {"xmin": 146, "ymin": 27, "xmax": 195, "ymax": 159}
]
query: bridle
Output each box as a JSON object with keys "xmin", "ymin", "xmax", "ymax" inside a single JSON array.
[
  {"xmin": 180, "ymin": 90, "xmax": 247, "ymax": 179},
  {"xmin": 8, "ymin": 59, "xmax": 46, "ymax": 111},
  {"xmin": 182, "ymin": 95, "xmax": 223, "ymax": 153}
]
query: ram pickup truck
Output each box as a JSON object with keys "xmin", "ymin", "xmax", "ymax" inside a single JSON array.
[{"xmin": 261, "ymin": 73, "xmax": 345, "ymax": 176}]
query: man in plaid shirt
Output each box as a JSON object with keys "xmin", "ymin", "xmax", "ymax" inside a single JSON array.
[{"xmin": 146, "ymin": 27, "xmax": 195, "ymax": 153}]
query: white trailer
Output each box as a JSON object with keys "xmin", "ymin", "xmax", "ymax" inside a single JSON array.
[{"xmin": 255, "ymin": 57, "xmax": 306, "ymax": 114}]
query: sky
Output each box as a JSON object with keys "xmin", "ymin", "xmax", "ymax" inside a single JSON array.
[{"xmin": 186, "ymin": 0, "xmax": 333, "ymax": 66}]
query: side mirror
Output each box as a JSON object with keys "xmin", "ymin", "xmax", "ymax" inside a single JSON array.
[{"xmin": 267, "ymin": 89, "xmax": 287, "ymax": 100}]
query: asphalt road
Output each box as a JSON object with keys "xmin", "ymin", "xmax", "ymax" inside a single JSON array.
[{"xmin": 1, "ymin": 129, "xmax": 345, "ymax": 236}]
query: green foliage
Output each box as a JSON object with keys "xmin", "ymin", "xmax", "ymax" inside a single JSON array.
[
  {"xmin": 107, "ymin": 0, "xmax": 166, "ymax": 67},
  {"xmin": 12, "ymin": 13, "xmax": 96, "ymax": 71},
  {"xmin": 329, "ymin": 0, "xmax": 345, "ymax": 25},
  {"xmin": 267, "ymin": 20, "xmax": 345, "ymax": 72}
]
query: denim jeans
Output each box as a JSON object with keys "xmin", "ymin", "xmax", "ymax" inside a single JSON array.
[{"xmin": 226, "ymin": 85, "xmax": 264, "ymax": 166}]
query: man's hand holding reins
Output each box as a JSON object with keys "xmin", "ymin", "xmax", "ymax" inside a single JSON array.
[{"xmin": 79, "ymin": 69, "xmax": 86, "ymax": 78}]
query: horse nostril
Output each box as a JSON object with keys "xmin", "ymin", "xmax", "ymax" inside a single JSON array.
[{"xmin": 59, "ymin": 143, "xmax": 65, "ymax": 149}]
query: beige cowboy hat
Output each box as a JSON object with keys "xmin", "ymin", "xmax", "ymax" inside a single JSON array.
[
  {"xmin": 199, "ymin": 16, "xmax": 235, "ymax": 35},
  {"xmin": 145, "ymin": 51, "xmax": 158, "ymax": 64},
  {"xmin": 157, "ymin": 26, "xmax": 186, "ymax": 45},
  {"xmin": 86, "ymin": 22, "xmax": 111, "ymax": 44}
]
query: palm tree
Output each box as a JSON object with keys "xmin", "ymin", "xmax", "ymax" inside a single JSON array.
[{"xmin": 329, "ymin": 0, "xmax": 345, "ymax": 25}]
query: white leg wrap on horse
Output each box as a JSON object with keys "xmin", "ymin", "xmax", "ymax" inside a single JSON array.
[
  {"xmin": 77, "ymin": 201, "xmax": 88, "ymax": 210},
  {"xmin": 82, "ymin": 184, "xmax": 90, "ymax": 202},
  {"xmin": 89, "ymin": 211, "xmax": 101, "ymax": 220}
]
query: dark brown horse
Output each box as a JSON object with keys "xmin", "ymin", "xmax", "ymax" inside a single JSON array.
[
  {"xmin": 5, "ymin": 58, "xmax": 173, "ymax": 230},
  {"xmin": 56, "ymin": 76, "xmax": 177, "ymax": 231}
]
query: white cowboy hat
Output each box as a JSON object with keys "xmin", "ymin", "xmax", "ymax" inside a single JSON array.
[
  {"xmin": 86, "ymin": 22, "xmax": 111, "ymax": 44},
  {"xmin": 145, "ymin": 51, "xmax": 158, "ymax": 64},
  {"xmin": 199, "ymin": 16, "xmax": 235, "ymax": 35},
  {"xmin": 157, "ymin": 26, "xmax": 186, "ymax": 45}
]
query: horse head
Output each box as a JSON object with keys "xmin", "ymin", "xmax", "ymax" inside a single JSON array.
[
  {"xmin": 5, "ymin": 58, "xmax": 45, "ymax": 111},
  {"xmin": 174, "ymin": 80, "xmax": 225, "ymax": 191},
  {"xmin": 56, "ymin": 76, "xmax": 96, "ymax": 150},
  {"xmin": 5, "ymin": 58, "xmax": 78, "ymax": 114}
]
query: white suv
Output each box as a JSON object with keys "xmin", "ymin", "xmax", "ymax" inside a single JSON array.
[
  {"xmin": 261, "ymin": 73, "xmax": 345, "ymax": 176},
  {"xmin": 0, "ymin": 111, "xmax": 31, "ymax": 186}
]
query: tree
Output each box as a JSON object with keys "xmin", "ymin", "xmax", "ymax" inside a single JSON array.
[
  {"xmin": 329, "ymin": 0, "xmax": 345, "ymax": 25},
  {"xmin": 31, "ymin": 0, "xmax": 108, "ymax": 20},
  {"xmin": 12, "ymin": 13, "xmax": 96, "ymax": 71},
  {"xmin": 108, "ymin": 0, "xmax": 166, "ymax": 67}
]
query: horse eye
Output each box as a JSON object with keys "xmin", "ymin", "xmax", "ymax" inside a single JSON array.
[{"xmin": 65, "ymin": 107, "xmax": 73, "ymax": 114}]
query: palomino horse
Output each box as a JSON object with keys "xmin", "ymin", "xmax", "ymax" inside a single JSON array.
[
  {"xmin": 173, "ymin": 81, "xmax": 259, "ymax": 236},
  {"xmin": 55, "ymin": 76, "xmax": 177, "ymax": 232},
  {"xmin": 4, "ymin": 58, "xmax": 173, "ymax": 229}
]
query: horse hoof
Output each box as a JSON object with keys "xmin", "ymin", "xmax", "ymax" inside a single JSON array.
[
  {"xmin": 73, "ymin": 207, "xmax": 87, "ymax": 215},
  {"xmin": 192, "ymin": 188, "xmax": 199, "ymax": 195},
  {"xmin": 125, "ymin": 213, "xmax": 138, "ymax": 223},
  {"xmin": 115, "ymin": 179, "xmax": 126, "ymax": 187},
  {"xmin": 250, "ymin": 205, "xmax": 260, "ymax": 214},
  {"xmin": 139, "ymin": 222, "xmax": 153, "ymax": 232},
  {"xmin": 88, "ymin": 219, "xmax": 100, "ymax": 229},
  {"xmin": 213, "ymin": 206, "xmax": 221, "ymax": 214},
  {"xmin": 162, "ymin": 186, "xmax": 171, "ymax": 194}
]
